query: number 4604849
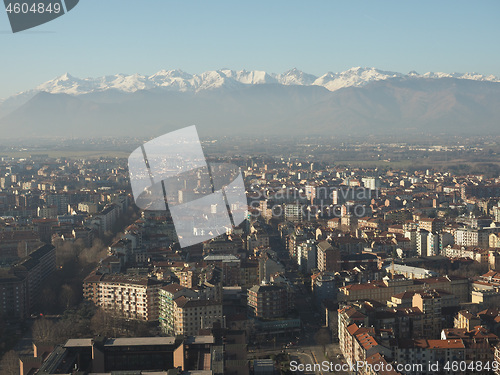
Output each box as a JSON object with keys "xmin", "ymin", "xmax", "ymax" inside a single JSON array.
[{"xmin": 5, "ymin": 2, "xmax": 62, "ymax": 14}]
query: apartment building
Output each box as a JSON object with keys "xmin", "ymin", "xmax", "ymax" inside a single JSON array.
[
  {"xmin": 393, "ymin": 339, "xmax": 466, "ymax": 375},
  {"xmin": 454, "ymin": 310, "xmax": 481, "ymax": 330},
  {"xmin": 418, "ymin": 218, "xmax": 444, "ymax": 233},
  {"xmin": 297, "ymin": 239, "xmax": 317, "ymax": 273},
  {"xmin": 454, "ymin": 227, "xmax": 491, "ymax": 248},
  {"xmin": 339, "ymin": 301, "xmax": 498, "ymax": 375},
  {"xmin": 284, "ymin": 203, "xmax": 303, "ymax": 223},
  {"xmin": 83, "ymin": 273, "xmax": 164, "ymax": 321},
  {"xmin": 317, "ymin": 240, "xmax": 340, "ymax": 272},
  {"xmin": 338, "ymin": 275, "xmax": 469, "ymax": 304},
  {"xmin": 311, "ymin": 272, "xmax": 336, "ymax": 306},
  {"xmin": 0, "ymin": 272, "xmax": 27, "ymax": 320},
  {"xmin": 247, "ymin": 283, "xmax": 292, "ymax": 319},
  {"xmin": 172, "ymin": 297, "xmax": 223, "ymax": 336},
  {"xmin": 0, "ymin": 243, "xmax": 56, "ymax": 319},
  {"xmin": 490, "ymin": 233, "xmax": 500, "ymax": 248},
  {"xmin": 412, "ymin": 291, "xmax": 443, "ymax": 338},
  {"xmin": 158, "ymin": 283, "xmax": 198, "ymax": 334}
]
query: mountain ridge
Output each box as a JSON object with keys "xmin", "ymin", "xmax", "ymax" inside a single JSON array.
[
  {"xmin": 2, "ymin": 76, "xmax": 500, "ymax": 139},
  {"xmin": 4, "ymin": 67, "xmax": 500, "ymax": 100}
]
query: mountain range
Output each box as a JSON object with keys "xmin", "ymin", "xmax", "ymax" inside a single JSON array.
[{"xmin": 1, "ymin": 67, "xmax": 500, "ymax": 138}]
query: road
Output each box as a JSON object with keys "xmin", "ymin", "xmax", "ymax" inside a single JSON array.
[{"xmin": 248, "ymin": 261, "xmax": 348, "ymax": 375}]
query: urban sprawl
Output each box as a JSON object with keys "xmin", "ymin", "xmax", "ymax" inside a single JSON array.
[{"xmin": 1, "ymin": 145, "xmax": 500, "ymax": 375}]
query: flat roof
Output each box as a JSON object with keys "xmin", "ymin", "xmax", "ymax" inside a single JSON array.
[
  {"xmin": 105, "ymin": 337, "xmax": 177, "ymax": 346},
  {"xmin": 65, "ymin": 338, "xmax": 93, "ymax": 348},
  {"xmin": 184, "ymin": 336, "xmax": 215, "ymax": 345}
]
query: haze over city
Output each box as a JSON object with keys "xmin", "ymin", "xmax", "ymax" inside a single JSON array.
[{"xmin": 1, "ymin": 1, "xmax": 500, "ymax": 375}]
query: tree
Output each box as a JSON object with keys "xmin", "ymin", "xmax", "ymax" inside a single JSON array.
[
  {"xmin": 39, "ymin": 286, "xmax": 57, "ymax": 314},
  {"xmin": 32, "ymin": 318, "xmax": 57, "ymax": 344},
  {"xmin": 0, "ymin": 350, "xmax": 19, "ymax": 375},
  {"xmin": 91, "ymin": 308, "xmax": 122, "ymax": 337},
  {"xmin": 78, "ymin": 238, "xmax": 107, "ymax": 266},
  {"xmin": 59, "ymin": 284, "xmax": 77, "ymax": 310},
  {"xmin": 90, "ymin": 308, "xmax": 154, "ymax": 338}
]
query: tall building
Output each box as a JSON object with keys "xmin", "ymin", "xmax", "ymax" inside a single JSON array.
[
  {"xmin": 416, "ymin": 229, "xmax": 429, "ymax": 256},
  {"xmin": 172, "ymin": 297, "xmax": 223, "ymax": 336},
  {"xmin": 297, "ymin": 239, "xmax": 317, "ymax": 273},
  {"xmin": 489, "ymin": 233, "xmax": 500, "ymax": 249},
  {"xmin": 494, "ymin": 205, "xmax": 500, "ymax": 223},
  {"xmin": 454, "ymin": 227, "xmax": 490, "ymax": 248},
  {"xmin": 247, "ymin": 283, "xmax": 292, "ymax": 319},
  {"xmin": 0, "ymin": 244, "xmax": 56, "ymax": 319},
  {"xmin": 317, "ymin": 241, "xmax": 340, "ymax": 272},
  {"xmin": 418, "ymin": 218, "xmax": 444, "ymax": 233},
  {"xmin": 0, "ymin": 272, "xmax": 28, "ymax": 320},
  {"xmin": 361, "ymin": 177, "xmax": 380, "ymax": 191},
  {"xmin": 86, "ymin": 204, "xmax": 120, "ymax": 236},
  {"xmin": 311, "ymin": 272, "xmax": 336, "ymax": 306},
  {"xmin": 426, "ymin": 232, "xmax": 440, "ymax": 256},
  {"xmin": 412, "ymin": 291, "xmax": 442, "ymax": 338},
  {"xmin": 288, "ymin": 227, "xmax": 307, "ymax": 260},
  {"xmin": 284, "ymin": 204, "xmax": 303, "ymax": 223},
  {"xmin": 159, "ymin": 283, "xmax": 198, "ymax": 334},
  {"xmin": 45, "ymin": 193, "xmax": 70, "ymax": 215},
  {"xmin": 83, "ymin": 273, "xmax": 164, "ymax": 321}
]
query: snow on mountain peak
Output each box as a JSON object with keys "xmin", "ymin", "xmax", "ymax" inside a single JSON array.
[
  {"xmin": 59, "ymin": 72, "xmax": 75, "ymax": 81},
  {"xmin": 8, "ymin": 67, "xmax": 500, "ymax": 100},
  {"xmin": 278, "ymin": 68, "xmax": 317, "ymax": 85},
  {"xmin": 312, "ymin": 67, "xmax": 403, "ymax": 91}
]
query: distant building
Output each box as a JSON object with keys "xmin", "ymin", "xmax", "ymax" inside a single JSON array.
[
  {"xmin": 0, "ymin": 243, "xmax": 56, "ymax": 319},
  {"xmin": 297, "ymin": 239, "xmax": 317, "ymax": 273},
  {"xmin": 412, "ymin": 291, "xmax": 443, "ymax": 338},
  {"xmin": 158, "ymin": 282, "xmax": 223, "ymax": 336},
  {"xmin": 20, "ymin": 335, "xmax": 233, "ymax": 374},
  {"xmin": 361, "ymin": 177, "xmax": 380, "ymax": 191},
  {"xmin": 454, "ymin": 310, "xmax": 481, "ymax": 330},
  {"xmin": 338, "ymin": 276, "xmax": 469, "ymax": 304},
  {"xmin": 83, "ymin": 273, "xmax": 164, "ymax": 321},
  {"xmin": 383, "ymin": 264, "xmax": 439, "ymax": 279},
  {"xmin": 172, "ymin": 296, "xmax": 223, "ymax": 336},
  {"xmin": 158, "ymin": 283, "xmax": 198, "ymax": 334},
  {"xmin": 311, "ymin": 272, "xmax": 336, "ymax": 306},
  {"xmin": 316, "ymin": 241, "xmax": 340, "ymax": 272},
  {"xmin": 284, "ymin": 204, "xmax": 303, "ymax": 223},
  {"xmin": 454, "ymin": 227, "xmax": 491, "ymax": 248},
  {"xmin": 418, "ymin": 218, "xmax": 444, "ymax": 233},
  {"xmin": 248, "ymin": 283, "xmax": 292, "ymax": 320}
]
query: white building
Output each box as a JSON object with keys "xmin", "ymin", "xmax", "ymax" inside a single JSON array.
[{"xmin": 297, "ymin": 239, "xmax": 317, "ymax": 273}]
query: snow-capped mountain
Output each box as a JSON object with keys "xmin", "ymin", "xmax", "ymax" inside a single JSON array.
[
  {"xmin": 2, "ymin": 70, "xmax": 500, "ymax": 139},
  {"xmin": 36, "ymin": 72, "xmax": 156, "ymax": 94},
  {"xmin": 6, "ymin": 67, "xmax": 500, "ymax": 102},
  {"xmin": 313, "ymin": 67, "xmax": 404, "ymax": 91}
]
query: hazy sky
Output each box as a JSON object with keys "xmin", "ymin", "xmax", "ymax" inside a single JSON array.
[{"xmin": 1, "ymin": 0, "xmax": 499, "ymax": 98}]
